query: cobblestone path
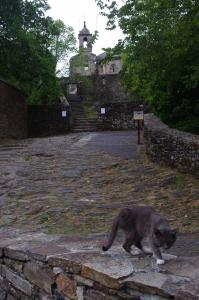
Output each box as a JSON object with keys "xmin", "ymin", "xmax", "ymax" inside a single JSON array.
[{"xmin": 0, "ymin": 131, "xmax": 198, "ymax": 243}]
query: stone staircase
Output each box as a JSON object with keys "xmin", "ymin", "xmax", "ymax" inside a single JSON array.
[
  {"xmin": 72, "ymin": 116, "xmax": 97, "ymax": 132},
  {"xmin": 69, "ymin": 95, "xmax": 98, "ymax": 132}
]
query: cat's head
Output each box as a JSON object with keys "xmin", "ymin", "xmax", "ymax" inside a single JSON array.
[{"xmin": 154, "ymin": 228, "xmax": 177, "ymax": 249}]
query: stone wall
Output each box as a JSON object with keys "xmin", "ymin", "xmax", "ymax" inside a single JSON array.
[
  {"xmin": 94, "ymin": 75, "xmax": 138, "ymax": 104},
  {"xmin": 0, "ymin": 79, "xmax": 27, "ymax": 139},
  {"xmin": 97, "ymin": 102, "xmax": 142, "ymax": 130},
  {"xmin": 144, "ymin": 114, "xmax": 199, "ymax": 176},
  {"xmin": 28, "ymin": 105, "xmax": 70, "ymax": 137},
  {"xmin": 94, "ymin": 75, "xmax": 146, "ymax": 130},
  {"xmin": 0, "ymin": 229, "xmax": 198, "ymax": 300}
]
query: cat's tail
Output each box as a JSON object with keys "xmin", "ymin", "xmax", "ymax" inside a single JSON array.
[{"xmin": 102, "ymin": 218, "xmax": 119, "ymax": 251}]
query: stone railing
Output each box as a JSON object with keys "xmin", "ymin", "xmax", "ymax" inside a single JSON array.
[
  {"xmin": 144, "ymin": 114, "xmax": 199, "ymax": 176},
  {"xmin": 0, "ymin": 228, "xmax": 199, "ymax": 300}
]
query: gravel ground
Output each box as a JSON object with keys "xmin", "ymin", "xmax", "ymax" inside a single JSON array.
[{"xmin": 0, "ymin": 131, "xmax": 198, "ymax": 256}]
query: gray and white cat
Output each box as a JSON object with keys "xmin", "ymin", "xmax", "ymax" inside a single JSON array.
[{"xmin": 102, "ymin": 205, "xmax": 177, "ymax": 265}]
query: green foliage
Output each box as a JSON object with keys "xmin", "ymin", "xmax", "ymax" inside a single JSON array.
[
  {"xmin": 0, "ymin": 0, "xmax": 76, "ymax": 104},
  {"xmin": 96, "ymin": 0, "xmax": 199, "ymax": 134},
  {"xmin": 48, "ymin": 19, "xmax": 76, "ymax": 76}
]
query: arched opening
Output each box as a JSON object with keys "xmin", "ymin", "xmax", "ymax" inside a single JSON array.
[
  {"xmin": 110, "ymin": 64, "xmax": 116, "ymax": 73},
  {"xmin": 83, "ymin": 37, "xmax": 88, "ymax": 48}
]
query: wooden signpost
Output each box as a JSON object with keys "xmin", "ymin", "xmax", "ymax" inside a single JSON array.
[{"xmin": 133, "ymin": 111, "xmax": 144, "ymax": 144}]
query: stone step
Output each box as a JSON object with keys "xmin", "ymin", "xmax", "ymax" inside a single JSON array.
[
  {"xmin": 75, "ymin": 118, "xmax": 96, "ymax": 124},
  {"xmin": 71, "ymin": 109, "xmax": 84, "ymax": 113},
  {"xmin": 73, "ymin": 125, "xmax": 97, "ymax": 130},
  {"xmin": 74, "ymin": 124, "xmax": 97, "ymax": 128},
  {"xmin": 68, "ymin": 95, "xmax": 82, "ymax": 101},
  {"xmin": 72, "ymin": 123, "xmax": 97, "ymax": 128},
  {"xmin": 72, "ymin": 128, "xmax": 97, "ymax": 132},
  {"xmin": 73, "ymin": 113, "xmax": 85, "ymax": 115}
]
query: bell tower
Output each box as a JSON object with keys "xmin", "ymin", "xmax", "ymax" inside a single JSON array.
[{"xmin": 78, "ymin": 22, "xmax": 93, "ymax": 53}]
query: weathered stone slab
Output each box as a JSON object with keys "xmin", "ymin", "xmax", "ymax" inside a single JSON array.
[
  {"xmin": 81, "ymin": 255, "xmax": 134, "ymax": 289},
  {"xmin": 74, "ymin": 275, "xmax": 94, "ymax": 287},
  {"xmin": 53, "ymin": 267, "xmax": 64, "ymax": 275},
  {"xmin": 0, "ymin": 230, "xmax": 72, "ymax": 263},
  {"xmin": 2, "ymin": 265, "xmax": 33, "ymax": 296},
  {"xmin": 127, "ymin": 290, "xmax": 167, "ymax": 300},
  {"xmin": 4, "ymin": 248, "xmax": 28, "ymax": 262},
  {"xmin": 0, "ymin": 266, "xmax": 4, "ymax": 278},
  {"xmin": 76, "ymin": 286, "xmax": 84, "ymax": 300},
  {"xmin": 26, "ymin": 243, "xmax": 70, "ymax": 262},
  {"xmin": 0, "ymin": 287, "xmax": 6, "ymax": 300},
  {"xmin": 56, "ymin": 273, "xmax": 77, "ymax": 300},
  {"xmin": 0, "ymin": 275, "xmax": 29, "ymax": 300},
  {"xmin": 3, "ymin": 258, "xmax": 23, "ymax": 273},
  {"xmin": 160, "ymin": 256, "xmax": 199, "ymax": 279},
  {"xmin": 24, "ymin": 262, "xmax": 54, "ymax": 294},
  {"xmin": 48, "ymin": 256, "xmax": 82, "ymax": 274},
  {"xmin": 109, "ymin": 287, "xmax": 140, "ymax": 300},
  {"xmin": 85, "ymin": 289, "xmax": 120, "ymax": 300},
  {"xmin": 35, "ymin": 291, "xmax": 55, "ymax": 300},
  {"xmin": 175, "ymin": 280, "xmax": 199, "ymax": 300},
  {"xmin": 124, "ymin": 272, "xmax": 190, "ymax": 298},
  {"xmin": 6, "ymin": 294, "xmax": 15, "ymax": 300}
]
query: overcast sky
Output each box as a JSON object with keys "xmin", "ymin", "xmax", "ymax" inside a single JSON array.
[{"xmin": 47, "ymin": 0, "xmax": 123, "ymax": 55}]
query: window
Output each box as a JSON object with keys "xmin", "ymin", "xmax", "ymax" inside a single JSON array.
[
  {"xmin": 83, "ymin": 37, "xmax": 88, "ymax": 48},
  {"xmin": 110, "ymin": 64, "xmax": 116, "ymax": 73}
]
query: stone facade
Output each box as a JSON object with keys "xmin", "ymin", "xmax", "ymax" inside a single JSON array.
[
  {"xmin": 70, "ymin": 22, "xmax": 97, "ymax": 76},
  {"xmin": 28, "ymin": 105, "xmax": 70, "ymax": 137},
  {"xmin": 0, "ymin": 79, "xmax": 27, "ymax": 139},
  {"xmin": 70, "ymin": 23, "xmax": 122, "ymax": 77},
  {"xmin": 144, "ymin": 114, "xmax": 199, "ymax": 176},
  {"xmin": 97, "ymin": 54, "xmax": 122, "ymax": 75},
  {"xmin": 0, "ymin": 229, "xmax": 199, "ymax": 300}
]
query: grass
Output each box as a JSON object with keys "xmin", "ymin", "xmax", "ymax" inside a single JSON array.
[{"xmin": 172, "ymin": 174, "xmax": 186, "ymax": 189}]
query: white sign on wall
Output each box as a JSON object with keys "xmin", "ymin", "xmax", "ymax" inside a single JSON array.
[
  {"xmin": 62, "ymin": 111, "xmax": 67, "ymax": 117},
  {"xmin": 101, "ymin": 107, "xmax": 106, "ymax": 114}
]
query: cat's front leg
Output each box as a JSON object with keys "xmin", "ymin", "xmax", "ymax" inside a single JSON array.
[
  {"xmin": 151, "ymin": 243, "xmax": 165, "ymax": 265},
  {"xmin": 142, "ymin": 245, "xmax": 152, "ymax": 254}
]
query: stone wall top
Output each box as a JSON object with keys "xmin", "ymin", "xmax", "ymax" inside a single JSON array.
[{"xmin": 0, "ymin": 228, "xmax": 199, "ymax": 299}]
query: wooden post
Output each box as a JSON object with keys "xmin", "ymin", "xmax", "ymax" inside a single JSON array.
[{"xmin": 138, "ymin": 120, "xmax": 141, "ymax": 144}]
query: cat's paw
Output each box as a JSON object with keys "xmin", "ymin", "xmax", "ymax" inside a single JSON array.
[{"xmin": 156, "ymin": 259, "xmax": 165, "ymax": 265}]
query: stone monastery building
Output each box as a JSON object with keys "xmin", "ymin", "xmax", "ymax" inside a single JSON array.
[{"xmin": 70, "ymin": 22, "xmax": 122, "ymax": 76}]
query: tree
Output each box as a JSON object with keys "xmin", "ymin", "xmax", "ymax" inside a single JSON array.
[
  {"xmin": 96, "ymin": 0, "xmax": 199, "ymax": 133},
  {"xmin": 48, "ymin": 19, "xmax": 76, "ymax": 76},
  {"xmin": 0, "ymin": 0, "xmax": 76, "ymax": 104}
]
